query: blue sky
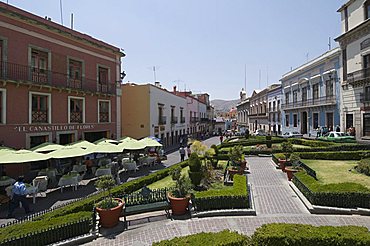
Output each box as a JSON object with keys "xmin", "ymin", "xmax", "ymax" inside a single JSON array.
[{"xmin": 5, "ymin": 0, "xmax": 346, "ymax": 100}]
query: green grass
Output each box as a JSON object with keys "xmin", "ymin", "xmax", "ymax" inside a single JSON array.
[
  {"xmin": 217, "ymin": 160, "xmax": 228, "ymax": 170},
  {"xmin": 302, "ymin": 159, "xmax": 370, "ymax": 189},
  {"xmin": 147, "ymin": 166, "xmax": 189, "ymax": 190}
]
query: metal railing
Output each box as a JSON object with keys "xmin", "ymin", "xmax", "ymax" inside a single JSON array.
[
  {"xmin": 170, "ymin": 116, "xmax": 178, "ymax": 124},
  {"xmin": 180, "ymin": 117, "xmax": 185, "ymax": 123},
  {"xmin": 0, "ymin": 61, "xmax": 115, "ymax": 94},
  {"xmin": 347, "ymin": 67, "xmax": 370, "ymax": 84},
  {"xmin": 190, "ymin": 117, "xmax": 199, "ymax": 123},
  {"xmin": 158, "ymin": 116, "xmax": 166, "ymax": 125},
  {"xmin": 281, "ymin": 95, "xmax": 336, "ymax": 109}
]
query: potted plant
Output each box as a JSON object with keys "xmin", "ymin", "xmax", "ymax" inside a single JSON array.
[
  {"xmin": 285, "ymin": 153, "xmax": 301, "ymax": 181},
  {"xmin": 168, "ymin": 167, "xmax": 192, "ymax": 216},
  {"xmin": 95, "ymin": 175, "xmax": 124, "ymax": 228},
  {"xmin": 280, "ymin": 141, "xmax": 293, "ymax": 172}
]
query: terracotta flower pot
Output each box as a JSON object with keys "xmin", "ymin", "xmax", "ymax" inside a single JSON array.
[
  {"xmin": 285, "ymin": 167, "xmax": 298, "ymax": 181},
  {"xmin": 96, "ymin": 198, "xmax": 124, "ymax": 228},
  {"xmin": 168, "ymin": 193, "xmax": 190, "ymax": 216},
  {"xmin": 279, "ymin": 159, "xmax": 287, "ymax": 172}
]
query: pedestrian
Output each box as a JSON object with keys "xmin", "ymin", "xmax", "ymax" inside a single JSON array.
[
  {"xmin": 336, "ymin": 125, "xmax": 340, "ymax": 132},
  {"xmin": 179, "ymin": 146, "xmax": 185, "ymax": 162},
  {"xmin": 220, "ymin": 135, "xmax": 224, "ymax": 144},
  {"xmin": 187, "ymin": 145, "xmax": 191, "ymax": 158},
  {"xmin": 7, "ymin": 176, "xmax": 31, "ymax": 218},
  {"xmin": 84, "ymin": 157, "xmax": 93, "ymax": 175}
]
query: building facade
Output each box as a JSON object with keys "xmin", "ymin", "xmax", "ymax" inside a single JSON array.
[
  {"xmin": 281, "ymin": 48, "xmax": 341, "ymax": 136},
  {"xmin": 121, "ymin": 83, "xmax": 187, "ymax": 150},
  {"xmin": 267, "ymin": 85, "xmax": 282, "ymax": 135},
  {"xmin": 0, "ymin": 3, "xmax": 123, "ymax": 149},
  {"xmin": 335, "ymin": 0, "xmax": 370, "ymax": 139},
  {"xmin": 248, "ymin": 89, "xmax": 268, "ymax": 132},
  {"xmin": 236, "ymin": 88, "xmax": 250, "ymax": 134}
]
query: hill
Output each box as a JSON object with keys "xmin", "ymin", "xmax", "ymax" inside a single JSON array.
[{"xmin": 211, "ymin": 99, "xmax": 239, "ymax": 112}]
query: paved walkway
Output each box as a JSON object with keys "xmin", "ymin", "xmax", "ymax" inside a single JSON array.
[{"xmin": 85, "ymin": 155, "xmax": 370, "ymax": 246}]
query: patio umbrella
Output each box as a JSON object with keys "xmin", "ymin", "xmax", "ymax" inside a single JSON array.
[
  {"xmin": 93, "ymin": 138, "xmax": 119, "ymax": 145},
  {"xmin": 0, "ymin": 149, "xmax": 50, "ymax": 164},
  {"xmin": 93, "ymin": 141, "xmax": 125, "ymax": 153},
  {"xmin": 68, "ymin": 140, "xmax": 96, "ymax": 150},
  {"xmin": 118, "ymin": 137, "xmax": 146, "ymax": 150},
  {"xmin": 0, "ymin": 147, "xmax": 14, "ymax": 157},
  {"xmin": 47, "ymin": 146, "xmax": 94, "ymax": 159},
  {"xmin": 31, "ymin": 142, "xmax": 64, "ymax": 153},
  {"xmin": 139, "ymin": 137, "xmax": 162, "ymax": 147},
  {"xmin": 148, "ymin": 136, "xmax": 161, "ymax": 142}
]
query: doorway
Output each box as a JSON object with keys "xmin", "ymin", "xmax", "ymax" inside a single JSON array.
[
  {"xmin": 301, "ymin": 111, "xmax": 308, "ymax": 134},
  {"xmin": 326, "ymin": 112, "xmax": 334, "ymax": 131}
]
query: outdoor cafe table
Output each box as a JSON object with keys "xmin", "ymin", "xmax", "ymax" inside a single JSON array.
[
  {"xmin": 5, "ymin": 184, "xmax": 38, "ymax": 204},
  {"xmin": 58, "ymin": 174, "xmax": 80, "ymax": 193},
  {"xmin": 122, "ymin": 162, "xmax": 137, "ymax": 172},
  {"xmin": 95, "ymin": 167, "xmax": 112, "ymax": 177},
  {"xmin": 38, "ymin": 168, "xmax": 57, "ymax": 183},
  {"xmin": 0, "ymin": 176, "xmax": 15, "ymax": 186},
  {"xmin": 72, "ymin": 164, "xmax": 87, "ymax": 173}
]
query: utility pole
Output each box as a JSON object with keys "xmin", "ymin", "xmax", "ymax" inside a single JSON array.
[
  {"xmin": 153, "ymin": 66, "xmax": 157, "ymax": 82},
  {"xmin": 59, "ymin": 0, "xmax": 64, "ymax": 25}
]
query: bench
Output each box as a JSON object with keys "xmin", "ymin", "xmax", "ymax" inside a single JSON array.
[{"xmin": 122, "ymin": 187, "xmax": 172, "ymax": 229}]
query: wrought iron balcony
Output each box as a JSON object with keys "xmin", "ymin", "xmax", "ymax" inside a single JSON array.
[
  {"xmin": 158, "ymin": 116, "xmax": 166, "ymax": 125},
  {"xmin": 32, "ymin": 110, "xmax": 48, "ymax": 123},
  {"xmin": 281, "ymin": 95, "xmax": 336, "ymax": 110},
  {"xmin": 180, "ymin": 117, "xmax": 185, "ymax": 123},
  {"xmin": 347, "ymin": 67, "xmax": 370, "ymax": 84},
  {"xmin": 70, "ymin": 111, "xmax": 83, "ymax": 123},
  {"xmin": 99, "ymin": 112, "xmax": 109, "ymax": 122},
  {"xmin": 0, "ymin": 61, "xmax": 115, "ymax": 94},
  {"xmin": 360, "ymin": 93, "xmax": 370, "ymax": 103},
  {"xmin": 190, "ymin": 117, "xmax": 199, "ymax": 123},
  {"xmin": 171, "ymin": 116, "xmax": 178, "ymax": 124},
  {"xmin": 200, "ymin": 118, "xmax": 209, "ymax": 123}
]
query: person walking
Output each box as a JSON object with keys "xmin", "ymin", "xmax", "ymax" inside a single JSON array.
[
  {"xmin": 187, "ymin": 145, "xmax": 192, "ymax": 158},
  {"xmin": 220, "ymin": 135, "xmax": 224, "ymax": 144},
  {"xmin": 7, "ymin": 176, "xmax": 31, "ymax": 218},
  {"xmin": 179, "ymin": 146, "xmax": 185, "ymax": 162}
]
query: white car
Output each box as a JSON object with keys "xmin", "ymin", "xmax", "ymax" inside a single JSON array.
[
  {"xmin": 282, "ymin": 131, "xmax": 303, "ymax": 138},
  {"xmin": 253, "ymin": 129, "xmax": 266, "ymax": 136}
]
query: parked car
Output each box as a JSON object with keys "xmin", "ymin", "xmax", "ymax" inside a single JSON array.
[
  {"xmin": 253, "ymin": 129, "xmax": 267, "ymax": 136},
  {"xmin": 319, "ymin": 131, "xmax": 355, "ymax": 142},
  {"xmin": 282, "ymin": 131, "xmax": 303, "ymax": 138}
]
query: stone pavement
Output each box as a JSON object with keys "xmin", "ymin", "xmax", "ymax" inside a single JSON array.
[{"xmin": 84, "ymin": 154, "xmax": 370, "ymax": 246}]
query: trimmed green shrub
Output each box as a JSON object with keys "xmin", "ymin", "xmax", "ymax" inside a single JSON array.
[
  {"xmin": 356, "ymin": 158, "xmax": 370, "ymax": 176},
  {"xmin": 153, "ymin": 230, "xmax": 251, "ymax": 246},
  {"xmin": 266, "ymin": 135, "xmax": 272, "ymax": 148},
  {"xmin": 253, "ymin": 223, "xmax": 370, "ymax": 246},
  {"xmin": 297, "ymin": 151, "xmax": 370, "ymax": 160},
  {"xmin": 293, "ymin": 172, "xmax": 370, "ymax": 208},
  {"xmin": 288, "ymin": 138, "xmax": 335, "ymax": 147},
  {"xmin": 188, "ymin": 153, "xmax": 203, "ymax": 186}
]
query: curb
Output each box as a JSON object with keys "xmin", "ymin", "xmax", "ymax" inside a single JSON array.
[
  {"xmin": 51, "ymin": 233, "xmax": 97, "ymax": 246},
  {"xmin": 289, "ymin": 181, "xmax": 370, "ymax": 216}
]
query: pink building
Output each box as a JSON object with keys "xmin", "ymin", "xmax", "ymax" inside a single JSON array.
[{"xmin": 0, "ymin": 3, "xmax": 124, "ymax": 149}]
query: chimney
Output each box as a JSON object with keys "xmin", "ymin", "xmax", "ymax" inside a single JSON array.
[
  {"xmin": 154, "ymin": 81, "xmax": 161, "ymax": 88},
  {"xmin": 173, "ymin": 86, "xmax": 177, "ymax": 93}
]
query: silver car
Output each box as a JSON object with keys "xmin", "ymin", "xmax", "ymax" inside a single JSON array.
[{"xmin": 282, "ymin": 131, "xmax": 303, "ymax": 138}]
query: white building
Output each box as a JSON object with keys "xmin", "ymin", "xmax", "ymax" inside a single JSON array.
[{"xmin": 335, "ymin": 0, "xmax": 370, "ymax": 139}]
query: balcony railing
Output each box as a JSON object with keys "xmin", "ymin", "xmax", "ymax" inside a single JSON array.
[
  {"xmin": 190, "ymin": 117, "xmax": 199, "ymax": 123},
  {"xmin": 0, "ymin": 61, "xmax": 115, "ymax": 94},
  {"xmin": 99, "ymin": 112, "xmax": 109, "ymax": 122},
  {"xmin": 249, "ymin": 113, "xmax": 267, "ymax": 117},
  {"xmin": 158, "ymin": 116, "xmax": 166, "ymax": 125},
  {"xmin": 70, "ymin": 111, "xmax": 83, "ymax": 123},
  {"xmin": 180, "ymin": 117, "xmax": 185, "ymax": 123},
  {"xmin": 347, "ymin": 67, "xmax": 370, "ymax": 84},
  {"xmin": 281, "ymin": 95, "xmax": 336, "ymax": 110},
  {"xmin": 171, "ymin": 116, "xmax": 178, "ymax": 124},
  {"xmin": 32, "ymin": 110, "xmax": 48, "ymax": 123}
]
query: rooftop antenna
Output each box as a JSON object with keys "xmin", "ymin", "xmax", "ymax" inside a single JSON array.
[
  {"xmin": 258, "ymin": 69, "xmax": 261, "ymax": 89},
  {"xmin": 153, "ymin": 66, "xmax": 157, "ymax": 82},
  {"xmin": 328, "ymin": 37, "xmax": 331, "ymax": 50},
  {"xmin": 59, "ymin": 0, "xmax": 64, "ymax": 25},
  {"xmin": 70, "ymin": 13, "xmax": 74, "ymax": 30}
]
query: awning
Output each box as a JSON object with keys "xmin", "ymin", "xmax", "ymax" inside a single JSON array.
[
  {"xmin": 0, "ymin": 149, "xmax": 50, "ymax": 164},
  {"xmin": 47, "ymin": 146, "xmax": 94, "ymax": 159},
  {"xmin": 93, "ymin": 138, "xmax": 119, "ymax": 145},
  {"xmin": 92, "ymin": 141, "xmax": 125, "ymax": 153},
  {"xmin": 31, "ymin": 142, "xmax": 64, "ymax": 153},
  {"xmin": 118, "ymin": 137, "xmax": 146, "ymax": 150},
  {"xmin": 139, "ymin": 137, "xmax": 163, "ymax": 147},
  {"xmin": 68, "ymin": 140, "xmax": 96, "ymax": 150}
]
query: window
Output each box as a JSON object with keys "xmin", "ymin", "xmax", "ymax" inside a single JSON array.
[
  {"xmin": 344, "ymin": 7, "xmax": 349, "ymax": 32},
  {"xmin": 158, "ymin": 105, "xmax": 165, "ymax": 125},
  {"xmin": 346, "ymin": 114, "xmax": 353, "ymax": 130},
  {"xmin": 31, "ymin": 94, "xmax": 49, "ymax": 123},
  {"xmin": 31, "ymin": 49, "xmax": 48, "ymax": 83},
  {"xmin": 365, "ymin": 1, "xmax": 370, "ymax": 20},
  {"xmin": 68, "ymin": 59, "xmax": 82, "ymax": 89},
  {"xmin": 98, "ymin": 100, "xmax": 110, "ymax": 123},
  {"xmin": 293, "ymin": 90, "xmax": 298, "ymax": 103},
  {"xmin": 313, "ymin": 84, "xmax": 319, "ymax": 100},
  {"xmin": 293, "ymin": 114, "xmax": 298, "ymax": 127},
  {"xmin": 273, "ymin": 101, "xmax": 276, "ymax": 111},
  {"xmin": 268, "ymin": 102, "xmax": 271, "ymax": 112},
  {"xmin": 342, "ymin": 48, "xmax": 347, "ymax": 81},
  {"xmin": 277, "ymin": 100, "xmax": 280, "ymax": 110},
  {"xmin": 313, "ymin": 113, "xmax": 319, "ymax": 129},
  {"xmin": 302, "ymin": 87, "xmax": 307, "ymax": 102},
  {"xmin": 365, "ymin": 86, "xmax": 370, "ymax": 101},
  {"xmin": 0, "ymin": 40, "xmax": 3, "ymax": 78},
  {"xmin": 0, "ymin": 89, "xmax": 5, "ymax": 124},
  {"xmin": 285, "ymin": 92, "xmax": 290, "ymax": 104},
  {"xmin": 98, "ymin": 66, "xmax": 109, "ymax": 93},
  {"xmin": 69, "ymin": 97, "xmax": 84, "ymax": 123},
  {"xmin": 326, "ymin": 79, "xmax": 334, "ymax": 97},
  {"xmin": 285, "ymin": 114, "xmax": 289, "ymax": 127}
]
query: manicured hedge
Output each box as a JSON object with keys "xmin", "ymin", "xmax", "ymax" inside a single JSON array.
[
  {"xmin": 296, "ymin": 151, "xmax": 370, "ymax": 160},
  {"xmin": 293, "ymin": 172, "xmax": 370, "ymax": 208},
  {"xmin": 220, "ymin": 138, "xmax": 285, "ymax": 148},
  {"xmin": 288, "ymin": 138, "xmax": 335, "ymax": 147},
  {"xmin": 153, "ymin": 230, "xmax": 251, "ymax": 246},
  {"xmin": 193, "ymin": 175, "xmax": 249, "ymax": 211},
  {"xmin": 253, "ymin": 223, "xmax": 370, "ymax": 246},
  {"xmin": 0, "ymin": 211, "xmax": 92, "ymax": 244},
  {"xmin": 356, "ymin": 158, "xmax": 370, "ymax": 176}
]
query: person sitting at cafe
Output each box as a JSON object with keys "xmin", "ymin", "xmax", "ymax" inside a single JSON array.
[
  {"xmin": 7, "ymin": 176, "xmax": 31, "ymax": 218},
  {"xmin": 84, "ymin": 157, "xmax": 93, "ymax": 175}
]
